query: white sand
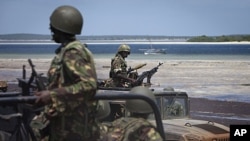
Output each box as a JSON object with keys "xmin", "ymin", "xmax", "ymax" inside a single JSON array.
[{"xmin": 1, "ymin": 58, "xmax": 250, "ymax": 102}]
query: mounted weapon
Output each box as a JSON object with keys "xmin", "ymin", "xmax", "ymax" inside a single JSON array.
[{"xmin": 133, "ymin": 62, "xmax": 163, "ymax": 86}]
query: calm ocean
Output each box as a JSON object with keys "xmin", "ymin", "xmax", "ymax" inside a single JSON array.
[{"xmin": 0, "ymin": 42, "xmax": 250, "ymax": 60}]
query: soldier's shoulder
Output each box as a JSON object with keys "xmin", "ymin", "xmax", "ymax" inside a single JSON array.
[
  {"xmin": 64, "ymin": 41, "xmax": 94, "ymax": 58},
  {"xmin": 65, "ymin": 40, "xmax": 83, "ymax": 49},
  {"xmin": 113, "ymin": 117, "xmax": 152, "ymax": 129},
  {"xmin": 112, "ymin": 56, "xmax": 123, "ymax": 64},
  {"xmin": 113, "ymin": 55, "xmax": 122, "ymax": 60}
]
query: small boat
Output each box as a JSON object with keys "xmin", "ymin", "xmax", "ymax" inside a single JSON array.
[
  {"xmin": 139, "ymin": 45, "xmax": 167, "ymax": 55},
  {"xmin": 139, "ymin": 40, "xmax": 166, "ymax": 55},
  {"xmin": 144, "ymin": 48, "xmax": 166, "ymax": 55},
  {"xmin": 139, "ymin": 40, "xmax": 167, "ymax": 55}
]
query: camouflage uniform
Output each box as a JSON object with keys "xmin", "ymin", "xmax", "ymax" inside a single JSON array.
[
  {"xmin": 98, "ymin": 86, "xmax": 163, "ymax": 141},
  {"xmin": 44, "ymin": 40, "xmax": 99, "ymax": 141},
  {"xmin": 166, "ymin": 100, "xmax": 184, "ymax": 117},
  {"xmin": 109, "ymin": 54, "xmax": 129, "ymax": 87},
  {"xmin": 100, "ymin": 117, "xmax": 162, "ymax": 141}
]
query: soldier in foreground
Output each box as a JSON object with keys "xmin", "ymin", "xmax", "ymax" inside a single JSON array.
[
  {"xmin": 33, "ymin": 5, "xmax": 99, "ymax": 141},
  {"xmin": 99, "ymin": 86, "xmax": 163, "ymax": 141},
  {"xmin": 106, "ymin": 44, "xmax": 136, "ymax": 88}
]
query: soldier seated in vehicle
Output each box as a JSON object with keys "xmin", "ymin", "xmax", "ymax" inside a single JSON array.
[
  {"xmin": 165, "ymin": 98, "xmax": 184, "ymax": 117},
  {"xmin": 161, "ymin": 87, "xmax": 184, "ymax": 117},
  {"xmin": 104, "ymin": 44, "xmax": 136, "ymax": 88},
  {"xmin": 98, "ymin": 86, "xmax": 163, "ymax": 141}
]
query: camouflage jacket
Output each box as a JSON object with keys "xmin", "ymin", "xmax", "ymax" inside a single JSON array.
[
  {"xmin": 45, "ymin": 40, "xmax": 99, "ymax": 140},
  {"xmin": 100, "ymin": 117, "xmax": 163, "ymax": 141},
  {"xmin": 109, "ymin": 54, "xmax": 128, "ymax": 87},
  {"xmin": 166, "ymin": 100, "xmax": 184, "ymax": 117}
]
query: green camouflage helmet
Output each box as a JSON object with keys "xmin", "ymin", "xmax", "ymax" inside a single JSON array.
[
  {"xmin": 118, "ymin": 44, "xmax": 130, "ymax": 54},
  {"xmin": 96, "ymin": 100, "xmax": 111, "ymax": 120},
  {"xmin": 126, "ymin": 86, "xmax": 155, "ymax": 114},
  {"xmin": 50, "ymin": 5, "xmax": 83, "ymax": 35}
]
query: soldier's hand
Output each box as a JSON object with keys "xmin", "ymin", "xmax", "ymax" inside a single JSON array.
[
  {"xmin": 35, "ymin": 90, "xmax": 52, "ymax": 106},
  {"xmin": 131, "ymin": 78, "xmax": 136, "ymax": 83}
]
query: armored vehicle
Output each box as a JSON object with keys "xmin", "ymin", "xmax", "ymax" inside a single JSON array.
[
  {"xmin": 151, "ymin": 91, "xmax": 230, "ymax": 141},
  {"xmin": 0, "ymin": 81, "xmax": 8, "ymax": 92},
  {"xmin": 98, "ymin": 88, "xmax": 230, "ymax": 141}
]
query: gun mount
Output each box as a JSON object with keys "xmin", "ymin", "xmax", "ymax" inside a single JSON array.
[
  {"xmin": 17, "ymin": 59, "xmax": 48, "ymax": 96},
  {"xmin": 127, "ymin": 63, "xmax": 147, "ymax": 74},
  {"xmin": 132, "ymin": 62, "xmax": 163, "ymax": 87}
]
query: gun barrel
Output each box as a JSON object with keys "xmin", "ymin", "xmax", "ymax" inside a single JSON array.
[
  {"xmin": 28, "ymin": 58, "xmax": 33, "ymax": 67},
  {"xmin": 133, "ymin": 63, "xmax": 147, "ymax": 70},
  {"xmin": 0, "ymin": 95, "xmax": 37, "ymax": 105}
]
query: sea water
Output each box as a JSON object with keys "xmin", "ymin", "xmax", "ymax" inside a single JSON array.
[{"xmin": 0, "ymin": 42, "xmax": 250, "ymax": 60}]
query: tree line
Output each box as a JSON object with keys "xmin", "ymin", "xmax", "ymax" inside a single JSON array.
[{"xmin": 187, "ymin": 35, "xmax": 250, "ymax": 42}]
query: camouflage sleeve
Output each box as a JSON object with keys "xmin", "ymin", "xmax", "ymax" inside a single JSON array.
[
  {"xmin": 112, "ymin": 57, "xmax": 123, "ymax": 74},
  {"xmin": 136, "ymin": 126, "xmax": 163, "ymax": 141},
  {"xmin": 50, "ymin": 47, "xmax": 97, "ymax": 99}
]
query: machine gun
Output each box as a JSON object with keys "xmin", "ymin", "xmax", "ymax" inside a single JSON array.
[
  {"xmin": 28, "ymin": 59, "xmax": 47, "ymax": 91},
  {"xmin": 127, "ymin": 63, "xmax": 147, "ymax": 80},
  {"xmin": 132, "ymin": 62, "xmax": 163, "ymax": 86},
  {"xmin": 17, "ymin": 59, "xmax": 47, "ymax": 95},
  {"xmin": 127, "ymin": 63, "xmax": 147, "ymax": 74}
]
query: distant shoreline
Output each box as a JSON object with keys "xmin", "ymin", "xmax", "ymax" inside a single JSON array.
[{"xmin": 1, "ymin": 40, "xmax": 250, "ymax": 45}]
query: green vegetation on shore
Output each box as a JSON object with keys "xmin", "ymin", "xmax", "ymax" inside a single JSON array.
[{"xmin": 187, "ymin": 35, "xmax": 250, "ymax": 42}]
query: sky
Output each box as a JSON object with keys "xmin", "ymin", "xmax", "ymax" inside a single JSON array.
[{"xmin": 1, "ymin": 0, "xmax": 250, "ymax": 36}]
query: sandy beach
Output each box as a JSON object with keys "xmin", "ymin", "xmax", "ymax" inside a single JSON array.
[
  {"xmin": 1, "ymin": 58, "xmax": 250, "ymax": 101},
  {"xmin": 1, "ymin": 58, "xmax": 250, "ymax": 126}
]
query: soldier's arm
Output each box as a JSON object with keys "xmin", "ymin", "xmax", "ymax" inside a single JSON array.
[
  {"xmin": 112, "ymin": 58, "xmax": 135, "ymax": 82},
  {"xmin": 49, "ymin": 48, "xmax": 97, "ymax": 100},
  {"xmin": 112, "ymin": 58, "xmax": 126, "ymax": 78},
  {"xmin": 112, "ymin": 57, "xmax": 123, "ymax": 75},
  {"xmin": 139, "ymin": 126, "xmax": 163, "ymax": 141}
]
